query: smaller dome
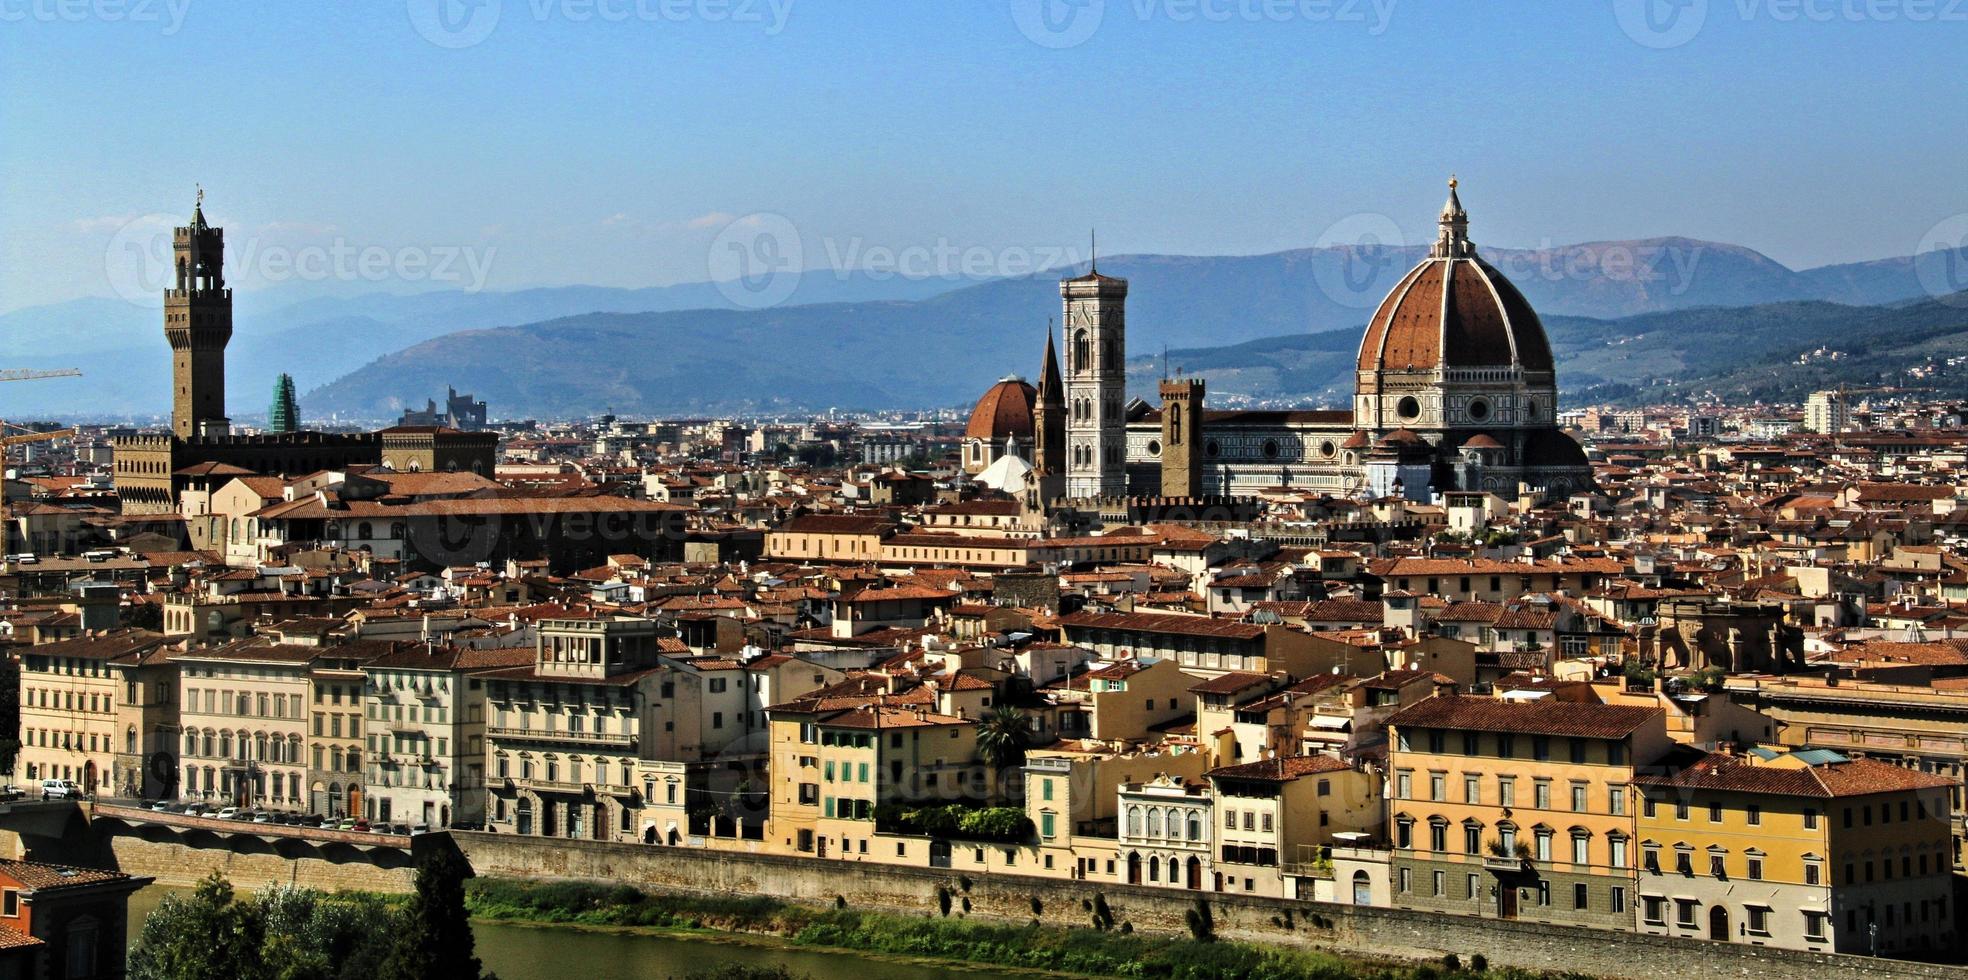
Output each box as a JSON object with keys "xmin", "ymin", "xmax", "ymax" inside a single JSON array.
[
  {"xmin": 1340, "ymin": 430, "xmax": 1372, "ymax": 450},
  {"xmin": 965, "ymin": 376, "xmax": 1037, "ymax": 442},
  {"xmin": 1378, "ymin": 428, "xmax": 1427, "ymax": 448},
  {"xmin": 1461, "ymin": 433, "xmax": 1505, "ymax": 450}
]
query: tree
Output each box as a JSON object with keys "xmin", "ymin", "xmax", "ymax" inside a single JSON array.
[
  {"xmin": 380, "ymin": 848, "xmax": 489, "ymax": 980},
  {"xmin": 129, "ymin": 874, "xmax": 267, "ymax": 980},
  {"xmin": 974, "ymin": 704, "xmax": 1031, "ymax": 773}
]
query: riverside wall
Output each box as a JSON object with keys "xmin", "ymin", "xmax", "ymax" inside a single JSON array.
[{"xmin": 451, "ymin": 831, "xmax": 1967, "ymax": 980}]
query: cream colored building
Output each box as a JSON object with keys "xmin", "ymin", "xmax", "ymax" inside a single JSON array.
[
  {"xmin": 15, "ymin": 631, "xmax": 177, "ymax": 799},
  {"xmin": 175, "ymin": 639, "xmax": 317, "ymax": 809}
]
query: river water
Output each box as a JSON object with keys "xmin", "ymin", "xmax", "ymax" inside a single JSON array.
[{"xmin": 127, "ymin": 885, "xmax": 1038, "ymax": 980}]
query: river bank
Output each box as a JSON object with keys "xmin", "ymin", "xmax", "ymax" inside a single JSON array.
[{"xmin": 463, "ymin": 878, "xmax": 1578, "ymax": 980}]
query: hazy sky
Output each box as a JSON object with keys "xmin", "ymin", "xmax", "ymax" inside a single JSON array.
[{"xmin": 3, "ymin": 0, "xmax": 1965, "ymax": 313}]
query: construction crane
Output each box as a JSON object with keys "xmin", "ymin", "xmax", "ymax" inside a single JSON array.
[{"xmin": 0, "ymin": 369, "xmax": 82, "ymax": 383}]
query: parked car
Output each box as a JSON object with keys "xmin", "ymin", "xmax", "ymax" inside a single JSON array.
[
  {"xmin": 148, "ymin": 800, "xmax": 173, "ymax": 812},
  {"xmin": 214, "ymin": 807, "xmax": 242, "ymax": 820},
  {"xmin": 351, "ymin": 819, "xmax": 371, "ymax": 832},
  {"xmin": 250, "ymin": 811, "xmax": 272, "ymax": 824},
  {"xmin": 40, "ymin": 779, "xmax": 79, "ymax": 799},
  {"xmin": 0, "ymin": 785, "xmax": 26, "ymax": 802},
  {"xmin": 183, "ymin": 802, "xmax": 210, "ymax": 816},
  {"xmin": 333, "ymin": 818, "xmax": 356, "ymax": 831}
]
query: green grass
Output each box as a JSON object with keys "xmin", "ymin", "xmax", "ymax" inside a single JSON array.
[{"xmin": 464, "ymin": 878, "xmax": 1588, "ymax": 980}]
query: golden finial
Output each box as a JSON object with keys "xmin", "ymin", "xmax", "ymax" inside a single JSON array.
[
  {"xmin": 196, "ymin": 183, "xmax": 204, "ymax": 208},
  {"xmin": 1448, "ymin": 175, "xmax": 1458, "ymax": 190}
]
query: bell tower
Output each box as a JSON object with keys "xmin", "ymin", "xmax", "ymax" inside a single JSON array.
[
  {"xmin": 1158, "ymin": 376, "xmax": 1204, "ymax": 498},
  {"xmin": 166, "ymin": 188, "xmax": 232, "ymax": 439},
  {"xmin": 1062, "ymin": 245, "xmax": 1127, "ymax": 499}
]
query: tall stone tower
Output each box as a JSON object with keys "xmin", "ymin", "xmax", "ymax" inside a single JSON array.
[
  {"xmin": 166, "ymin": 190, "xmax": 232, "ymax": 439},
  {"xmin": 1032, "ymin": 322, "xmax": 1067, "ymax": 502},
  {"xmin": 1158, "ymin": 376, "xmax": 1204, "ymax": 498},
  {"xmin": 268, "ymin": 373, "xmax": 299, "ymax": 433},
  {"xmin": 1062, "ymin": 265, "xmax": 1127, "ymax": 498}
]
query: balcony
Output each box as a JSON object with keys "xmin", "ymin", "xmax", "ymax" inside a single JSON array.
[
  {"xmin": 487, "ymin": 726, "xmax": 636, "ymax": 749},
  {"xmin": 1482, "ymin": 853, "xmax": 1528, "ymax": 873}
]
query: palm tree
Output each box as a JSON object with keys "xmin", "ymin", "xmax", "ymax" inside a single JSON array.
[{"xmin": 975, "ymin": 704, "xmax": 1031, "ymax": 773}]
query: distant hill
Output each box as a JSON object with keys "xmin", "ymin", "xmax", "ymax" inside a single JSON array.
[
  {"xmin": 12, "ymin": 237, "xmax": 1968, "ymax": 418},
  {"xmin": 1129, "ymin": 292, "xmax": 1968, "ymax": 408}
]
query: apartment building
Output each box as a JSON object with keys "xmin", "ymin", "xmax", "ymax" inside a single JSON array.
[
  {"xmin": 175, "ymin": 639, "xmax": 318, "ymax": 809},
  {"xmin": 481, "ymin": 618, "xmax": 704, "ymax": 842},
  {"xmin": 765, "ymin": 698, "xmax": 983, "ymax": 859},
  {"xmin": 1386, "ymin": 695, "xmax": 1669, "ymax": 928},
  {"xmin": 1634, "ymin": 746, "xmax": 1955, "ymax": 956},
  {"xmin": 14, "ymin": 630, "xmax": 176, "ymax": 798},
  {"xmin": 1028, "ymin": 744, "xmax": 1204, "ymax": 880},
  {"xmin": 361, "ymin": 643, "xmax": 529, "ymax": 828},
  {"xmin": 1207, "ymin": 754, "xmax": 1380, "ymax": 897}
]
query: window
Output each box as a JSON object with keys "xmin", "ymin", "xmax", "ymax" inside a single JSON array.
[
  {"xmin": 0, "ymin": 890, "xmax": 15, "ymax": 917},
  {"xmin": 1675, "ymin": 899, "xmax": 1698, "ymax": 929},
  {"xmin": 1709, "ymin": 852, "xmax": 1727, "ymax": 879},
  {"xmin": 1675, "ymin": 850, "xmax": 1694, "ymax": 876},
  {"xmin": 1610, "ymin": 836, "xmax": 1628, "ymax": 869},
  {"xmin": 1431, "ymin": 772, "xmax": 1447, "ymax": 801},
  {"xmin": 1570, "ymin": 782, "xmax": 1587, "ymax": 812},
  {"xmin": 1534, "ymin": 830, "xmax": 1551, "ymax": 862},
  {"xmin": 1395, "ymin": 818, "xmax": 1413, "ymax": 849},
  {"xmin": 1804, "ymin": 862, "xmax": 1821, "ymax": 886},
  {"xmin": 1747, "ymin": 856, "xmax": 1763, "ymax": 881},
  {"xmin": 1570, "ymin": 739, "xmax": 1587, "ymax": 764},
  {"xmin": 1573, "ymin": 882, "xmax": 1589, "ymax": 910},
  {"xmin": 1463, "ymin": 774, "xmax": 1479, "ymax": 804},
  {"xmin": 1534, "ymin": 780, "xmax": 1551, "ymax": 809},
  {"xmin": 1432, "ymin": 870, "xmax": 1444, "ymax": 896},
  {"xmin": 1746, "ymin": 906, "xmax": 1769, "ymax": 935},
  {"xmin": 1642, "ymin": 896, "xmax": 1666, "ymax": 926},
  {"xmin": 1572, "ymin": 834, "xmax": 1590, "ymax": 865},
  {"xmin": 1803, "ymin": 911, "xmax": 1827, "ymax": 941},
  {"xmin": 1746, "ymin": 804, "xmax": 1761, "ymax": 826},
  {"xmin": 1464, "ymin": 823, "xmax": 1482, "ymax": 855},
  {"xmin": 1395, "ymin": 771, "xmax": 1412, "ymax": 799},
  {"xmin": 1708, "ymin": 802, "xmax": 1723, "ymax": 823},
  {"xmin": 1428, "ymin": 819, "xmax": 1447, "ymax": 852},
  {"xmin": 1675, "ymin": 800, "xmax": 1689, "ymax": 821},
  {"xmin": 1803, "ymin": 807, "xmax": 1818, "ymax": 829},
  {"xmin": 1498, "ymin": 777, "xmax": 1515, "ymax": 808}
]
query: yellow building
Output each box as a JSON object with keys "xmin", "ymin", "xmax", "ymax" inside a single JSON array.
[
  {"xmin": 765, "ymin": 698, "xmax": 984, "ymax": 860},
  {"xmin": 1633, "ymin": 746, "xmax": 1956, "ymax": 957},
  {"xmin": 15, "ymin": 630, "xmax": 176, "ymax": 799},
  {"xmin": 1386, "ymin": 694, "xmax": 1668, "ymax": 928},
  {"xmin": 1205, "ymin": 754, "xmax": 1381, "ymax": 897}
]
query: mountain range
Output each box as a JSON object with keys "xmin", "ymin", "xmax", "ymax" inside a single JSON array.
[{"xmin": 6, "ymin": 238, "xmax": 1967, "ymax": 419}]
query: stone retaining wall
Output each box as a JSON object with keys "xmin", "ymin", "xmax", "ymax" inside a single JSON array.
[{"xmin": 453, "ymin": 831, "xmax": 1967, "ymax": 980}]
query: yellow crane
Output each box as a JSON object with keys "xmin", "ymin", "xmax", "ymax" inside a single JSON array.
[{"xmin": 0, "ymin": 368, "xmax": 81, "ymax": 555}]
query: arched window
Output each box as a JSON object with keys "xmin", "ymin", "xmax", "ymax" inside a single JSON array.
[
  {"xmin": 390, "ymin": 522, "xmax": 406, "ymax": 540},
  {"xmin": 1147, "ymin": 809, "xmax": 1163, "ymax": 837},
  {"xmin": 184, "ymin": 731, "xmax": 197, "ymax": 756},
  {"xmin": 1072, "ymin": 330, "xmax": 1089, "ymax": 373},
  {"xmin": 1168, "ymin": 404, "xmax": 1182, "ymax": 444},
  {"xmin": 1127, "ymin": 806, "xmax": 1141, "ymax": 836},
  {"xmin": 357, "ymin": 522, "xmax": 373, "ymax": 540},
  {"xmin": 1187, "ymin": 815, "xmax": 1202, "ymax": 841}
]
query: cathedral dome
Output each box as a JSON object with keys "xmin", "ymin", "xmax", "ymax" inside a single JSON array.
[
  {"xmin": 1357, "ymin": 181, "xmax": 1553, "ymax": 376},
  {"xmin": 965, "ymin": 376, "xmax": 1037, "ymax": 442}
]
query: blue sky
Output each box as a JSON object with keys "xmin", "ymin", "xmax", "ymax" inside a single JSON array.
[{"xmin": 3, "ymin": 0, "xmax": 1965, "ymax": 312}]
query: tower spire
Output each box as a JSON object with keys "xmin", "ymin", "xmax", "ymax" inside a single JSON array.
[
  {"xmin": 1089, "ymin": 229, "xmax": 1097, "ymax": 274},
  {"xmin": 1432, "ymin": 175, "xmax": 1473, "ymax": 259}
]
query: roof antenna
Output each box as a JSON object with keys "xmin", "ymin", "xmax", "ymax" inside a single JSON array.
[
  {"xmin": 1163, "ymin": 343, "xmax": 1170, "ymax": 381},
  {"xmin": 1089, "ymin": 229, "xmax": 1097, "ymax": 274}
]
